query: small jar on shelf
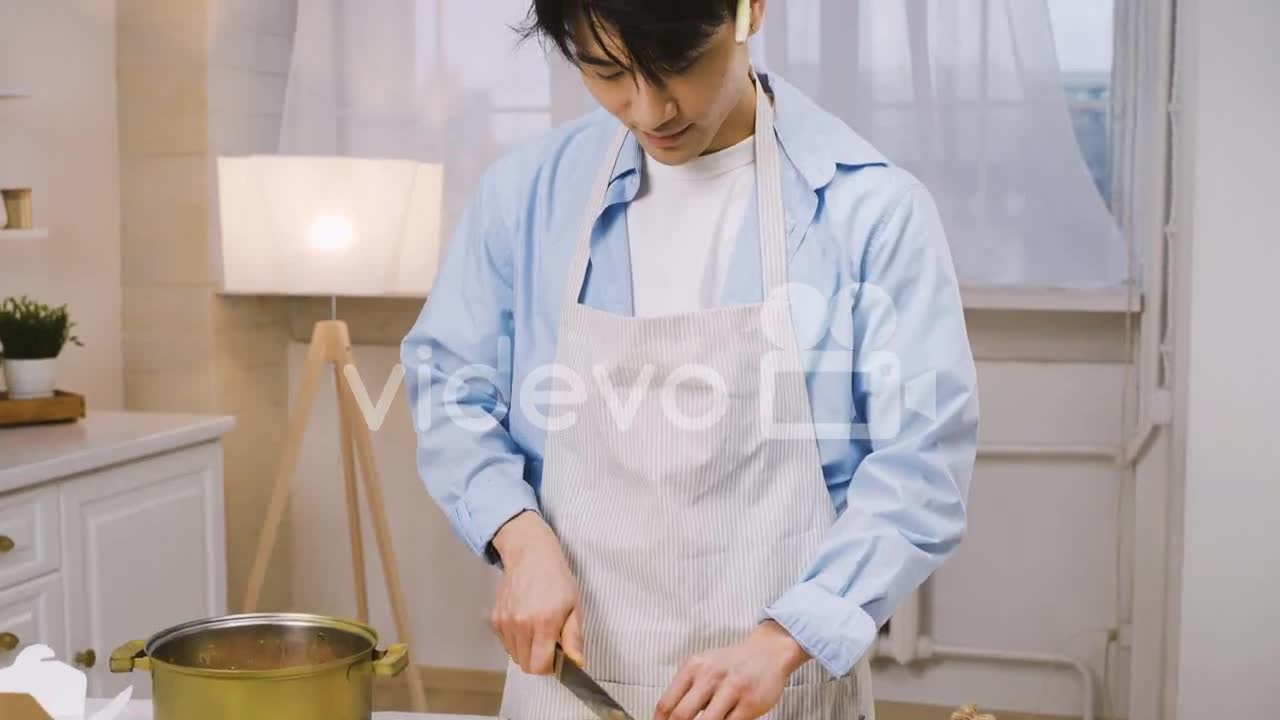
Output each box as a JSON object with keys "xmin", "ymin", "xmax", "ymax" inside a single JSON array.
[{"xmin": 1, "ymin": 187, "xmax": 34, "ymax": 229}]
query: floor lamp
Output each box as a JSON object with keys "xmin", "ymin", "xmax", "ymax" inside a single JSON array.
[{"xmin": 216, "ymin": 155, "xmax": 445, "ymax": 712}]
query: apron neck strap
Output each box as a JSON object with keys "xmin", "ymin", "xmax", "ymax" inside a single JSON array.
[{"xmin": 751, "ymin": 69, "xmax": 789, "ymax": 297}]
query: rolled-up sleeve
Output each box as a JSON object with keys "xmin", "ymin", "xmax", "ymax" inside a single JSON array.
[
  {"xmin": 762, "ymin": 177, "xmax": 979, "ymax": 677},
  {"xmin": 401, "ymin": 164, "xmax": 539, "ymax": 564}
]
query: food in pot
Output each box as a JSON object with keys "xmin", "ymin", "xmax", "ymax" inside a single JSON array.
[{"xmin": 151, "ymin": 620, "xmax": 362, "ymax": 672}]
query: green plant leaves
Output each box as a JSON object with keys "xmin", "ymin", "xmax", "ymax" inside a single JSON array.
[{"xmin": 0, "ymin": 295, "xmax": 83, "ymax": 360}]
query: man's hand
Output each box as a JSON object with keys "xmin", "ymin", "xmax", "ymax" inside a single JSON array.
[
  {"xmin": 489, "ymin": 511, "xmax": 585, "ymax": 675},
  {"xmin": 653, "ymin": 621, "xmax": 810, "ymax": 720}
]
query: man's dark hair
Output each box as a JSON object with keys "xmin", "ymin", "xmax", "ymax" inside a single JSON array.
[{"xmin": 518, "ymin": 0, "xmax": 740, "ymax": 84}]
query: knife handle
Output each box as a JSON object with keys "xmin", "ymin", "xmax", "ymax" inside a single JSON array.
[{"xmin": 554, "ymin": 641, "xmax": 586, "ymax": 670}]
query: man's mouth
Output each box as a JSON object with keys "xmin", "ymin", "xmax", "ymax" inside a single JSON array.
[{"xmin": 640, "ymin": 125, "xmax": 692, "ymax": 148}]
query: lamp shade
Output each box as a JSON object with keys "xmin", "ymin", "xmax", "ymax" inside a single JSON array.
[{"xmin": 215, "ymin": 155, "xmax": 444, "ymax": 297}]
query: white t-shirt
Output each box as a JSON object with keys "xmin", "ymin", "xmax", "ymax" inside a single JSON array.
[{"xmin": 626, "ymin": 134, "xmax": 756, "ymax": 317}]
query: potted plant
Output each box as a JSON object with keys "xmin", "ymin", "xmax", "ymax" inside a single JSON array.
[{"xmin": 0, "ymin": 295, "xmax": 82, "ymax": 400}]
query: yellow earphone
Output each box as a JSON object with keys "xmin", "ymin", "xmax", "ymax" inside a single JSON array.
[{"xmin": 735, "ymin": 0, "xmax": 752, "ymax": 43}]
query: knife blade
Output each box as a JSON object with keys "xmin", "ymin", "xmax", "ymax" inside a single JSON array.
[{"xmin": 554, "ymin": 645, "xmax": 636, "ymax": 720}]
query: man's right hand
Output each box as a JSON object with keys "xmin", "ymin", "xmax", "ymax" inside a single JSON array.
[{"xmin": 489, "ymin": 511, "xmax": 585, "ymax": 675}]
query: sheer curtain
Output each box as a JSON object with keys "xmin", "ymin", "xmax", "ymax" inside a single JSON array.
[
  {"xmin": 273, "ymin": 0, "xmax": 594, "ymax": 244},
  {"xmin": 266, "ymin": 0, "xmax": 1127, "ymax": 288}
]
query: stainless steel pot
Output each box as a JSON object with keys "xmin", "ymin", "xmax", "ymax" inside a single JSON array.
[{"xmin": 110, "ymin": 613, "xmax": 407, "ymax": 720}]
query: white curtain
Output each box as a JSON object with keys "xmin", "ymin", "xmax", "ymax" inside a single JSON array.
[{"xmin": 268, "ymin": 0, "xmax": 1127, "ymax": 288}]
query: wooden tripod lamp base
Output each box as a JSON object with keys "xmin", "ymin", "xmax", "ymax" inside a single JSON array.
[{"xmin": 242, "ymin": 319, "xmax": 428, "ymax": 712}]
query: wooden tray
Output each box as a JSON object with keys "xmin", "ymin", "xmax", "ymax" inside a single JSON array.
[{"xmin": 0, "ymin": 390, "xmax": 86, "ymax": 428}]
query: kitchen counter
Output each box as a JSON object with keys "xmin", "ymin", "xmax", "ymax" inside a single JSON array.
[
  {"xmin": 0, "ymin": 410, "xmax": 235, "ymax": 495},
  {"xmin": 85, "ymin": 698, "xmax": 494, "ymax": 719}
]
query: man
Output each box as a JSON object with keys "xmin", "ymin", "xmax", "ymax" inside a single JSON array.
[{"xmin": 401, "ymin": 1, "xmax": 979, "ymax": 718}]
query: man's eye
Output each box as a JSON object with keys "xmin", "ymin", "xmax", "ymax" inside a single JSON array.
[{"xmin": 596, "ymin": 69, "xmax": 625, "ymax": 81}]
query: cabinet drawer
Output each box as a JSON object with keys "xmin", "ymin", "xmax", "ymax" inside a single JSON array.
[
  {"xmin": 0, "ymin": 572, "xmax": 67, "ymax": 666},
  {"xmin": 0, "ymin": 485, "xmax": 60, "ymax": 589}
]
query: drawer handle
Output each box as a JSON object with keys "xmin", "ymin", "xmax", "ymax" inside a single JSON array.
[
  {"xmin": 0, "ymin": 535, "xmax": 14, "ymax": 553},
  {"xmin": 75, "ymin": 649, "xmax": 97, "ymax": 668},
  {"xmin": 0, "ymin": 632, "xmax": 19, "ymax": 651}
]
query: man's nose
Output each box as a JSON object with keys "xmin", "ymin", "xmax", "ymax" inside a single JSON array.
[{"xmin": 631, "ymin": 77, "xmax": 677, "ymax": 131}]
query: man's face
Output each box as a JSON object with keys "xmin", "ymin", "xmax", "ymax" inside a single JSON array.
[{"xmin": 571, "ymin": 17, "xmax": 752, "ymax": 165}]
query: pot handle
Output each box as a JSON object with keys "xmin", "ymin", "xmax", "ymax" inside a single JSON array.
[
  {"xmin": 372, "ymin": 644, "xmax": 408, "ymax": 677},
  {"xmin": 109, "ymin": 640, "xmax": 152, "ymax": 673}
]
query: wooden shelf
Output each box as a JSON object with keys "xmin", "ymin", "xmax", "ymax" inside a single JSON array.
[{"xmin": 0, "ymin": 228, "xmax": 49, "ymax": 240}]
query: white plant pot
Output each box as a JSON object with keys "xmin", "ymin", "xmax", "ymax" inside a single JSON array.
[{"xmin": 3, "ymin": 358, "xmax": 58, "ymax": 399}]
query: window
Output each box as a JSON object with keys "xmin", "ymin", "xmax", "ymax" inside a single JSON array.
[
  {"xmin": 751, "ymin": 0, "xmax": 1129, "ymax": 286},
  {"xmin": 267, "ymin": 0, "xmax": 1131, "ymax": 289},
  {"xmin": 1048, "ymin": 0, "xmax": 1116, "ymax": 207}
]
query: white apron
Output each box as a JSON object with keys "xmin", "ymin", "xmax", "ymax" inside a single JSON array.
[{"xmin": 499, "ymin": 72, "xmax": 874, "ymax": 720}]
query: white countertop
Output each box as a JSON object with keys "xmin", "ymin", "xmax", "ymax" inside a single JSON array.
[
  {"xmin": 85, "ymin": 698, "xmax": 493, "ymax": 719},
  {"xmin": 0, "ymin": 410, "xmax": 235, "ymax": 495}
]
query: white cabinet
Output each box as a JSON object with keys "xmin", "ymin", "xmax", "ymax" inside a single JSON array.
[
  {"xmin": 0, "ymin": 412, "xmax": 231, "ymax": 698},
  {"xmin": 0, "ymin": 572, "xmax": 66, "ymax": 667},
  {"xmin": 61, "ymin": 443, "xmax": 227, "ymax": 698}
]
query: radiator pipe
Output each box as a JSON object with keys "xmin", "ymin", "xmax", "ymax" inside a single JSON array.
[{"xmin": 874, "ymin": 635, "xmax": 1097, "ymax": 720}]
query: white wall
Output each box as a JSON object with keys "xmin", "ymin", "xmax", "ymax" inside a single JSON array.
[
  {"xmin": 206, "ymin": 0, "xmax": 300, "ymax": 614},
  {"xmin": 1172, "ymin": 0, "xmax": 1280, "ymax": 717},
  {"xmin": 208, "ymin": 0, "xmax": 296, "ymax": 165},
  {"xmin": 875, "ymin": 357, "xmax": 1128, "ymax": 717},
  {"xmin": 0, "ymin": 0, "xmax": 122, "ymax": 407},
  {"xmin": 287, "ymin": 310, "xmax": 1134, "ymax": 717}
]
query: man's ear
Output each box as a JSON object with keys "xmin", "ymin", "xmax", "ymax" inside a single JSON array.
[{"xmin": 751, "ymin": 0, "xmax": 768, "ymax": 37}]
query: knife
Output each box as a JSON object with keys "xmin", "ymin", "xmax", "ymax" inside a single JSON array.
[{"xmin": 554, "ymin": 645, "xmax": 636, "ymax": 720}]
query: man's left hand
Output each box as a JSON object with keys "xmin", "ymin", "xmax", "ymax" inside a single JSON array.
[{"xmin": 652, "ymin": 621, "xmax": 810, "ymax": 720}]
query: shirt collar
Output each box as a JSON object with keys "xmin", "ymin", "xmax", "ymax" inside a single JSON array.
[
  {"xmin": 763, "ymin": 70, "xmax": 889, "ymax": 188},
  {"xmin": 607, "ymin": 69, "xmax": 888, "ymax": 191}
]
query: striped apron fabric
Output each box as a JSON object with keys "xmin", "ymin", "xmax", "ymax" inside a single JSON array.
[{"xmin": 499, "ymin": 71, "xmax": 874, "ymax": 720}]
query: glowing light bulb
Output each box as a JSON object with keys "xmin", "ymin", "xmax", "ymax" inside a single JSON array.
[{"xmin": 309, "ymin": 214, "xmax": 353, "ymax": 251}]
